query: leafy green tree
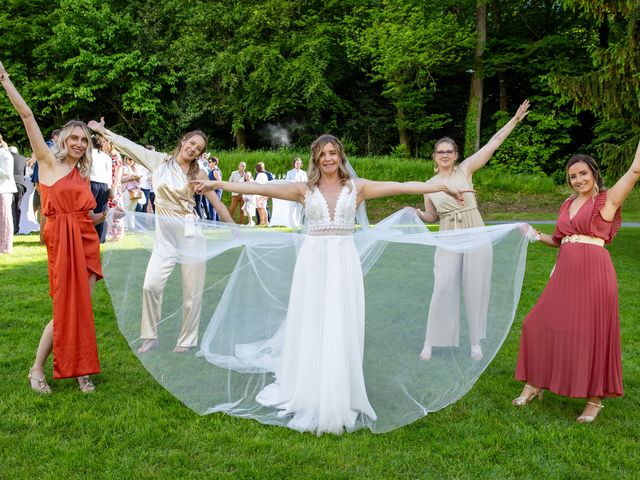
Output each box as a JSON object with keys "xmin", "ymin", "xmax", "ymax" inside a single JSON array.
[
  {"xmin": 549, "ymin": 0, "xmax": 640, "ymax": 176},
  {"xmin": 345, "ymin": 0, "xmax": 473, "ymax": 156}
]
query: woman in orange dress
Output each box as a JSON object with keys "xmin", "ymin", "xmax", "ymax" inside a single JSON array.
[
  {"xmin": 513, "ymin": 145, "xmax": 640, "ymax": 422},
  {"xmin": 0, "ymin": 61, "xmax": 118, "ymax": 393}
]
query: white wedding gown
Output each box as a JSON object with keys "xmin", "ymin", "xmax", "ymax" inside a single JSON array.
[
  {"xmin": 103, "ymin": 177, "xmax": 534, "ymax": 434},
  {"xmin": 255, "ymin": 181, "xmax": 376, "ymax": 434}
]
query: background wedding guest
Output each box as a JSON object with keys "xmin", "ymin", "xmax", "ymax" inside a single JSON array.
[
  {"xmin": 254, "ymin": 163, "xmax": 269, "ymax": 226},
  {"xmin": 207, "ymin": 156, "xmax": 223, "ymax": 221},
  {"xmin": 9, "ymin": 145, "xmax": 27, "ymax": 235},
  {"xmin": 228, "ymin": 161, "xmax": 246, "ymax": 223},
  {"xmin": 0, "ymin": 136, "xmax": 17, "ymax": 253},
  {"xmin": 89, "ymin": 135, "xmax": 112, "ymax": 241},
  {"xmin": 285, "ymin": 157, "xmax": 307, "ymax": 182}
]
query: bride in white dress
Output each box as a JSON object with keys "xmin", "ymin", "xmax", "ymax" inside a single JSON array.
[{"xmin": 192, "ymin": 134, "xmax": 467, "ymax": 434}]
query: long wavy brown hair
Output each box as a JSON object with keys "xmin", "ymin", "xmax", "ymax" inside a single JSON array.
[
  {"xmin": 54, "ymin": 120, "xmax": 93, "ymax": 178},
  {"xmin": 307, "ymin": 134, "xmax": 352, "ymax": 190},
  {"xmin": 168, "ymin": 130, "xmax": 208, "ymax": 181}
]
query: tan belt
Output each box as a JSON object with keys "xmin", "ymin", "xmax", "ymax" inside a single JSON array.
[{"xmin": 561, "ymin": 234, "xmax": 604, "ymax": 247}]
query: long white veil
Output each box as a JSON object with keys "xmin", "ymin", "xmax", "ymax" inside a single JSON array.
[{"xmin": 102, "ymin": 178, "xmax": 531, "ymax": 433}]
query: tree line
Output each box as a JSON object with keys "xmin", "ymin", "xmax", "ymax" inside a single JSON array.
[{"xmin": 0, "ymin": 0, "xmax": 638, "ymax": 179}]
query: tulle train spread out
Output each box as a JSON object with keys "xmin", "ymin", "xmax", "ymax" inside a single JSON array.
[{"xmin": 103, "ymin": 209, "xmax": 531, "ymax": 434}]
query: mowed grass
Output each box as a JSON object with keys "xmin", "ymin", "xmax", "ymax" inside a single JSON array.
[{"xmin": 1, "ymin": 226, "xmax": 639, "ymax": 479}]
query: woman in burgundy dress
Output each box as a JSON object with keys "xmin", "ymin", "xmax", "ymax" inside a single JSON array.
[{"xmin": 513, "ymin": 145, "xmax": 640, "ymax": 422}]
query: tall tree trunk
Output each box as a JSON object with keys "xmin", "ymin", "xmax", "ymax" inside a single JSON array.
[
  {"xmin": 235, "ymin": 127, "xmax": 247, "ymax": 149},
  {"xmin": 464, "ymin": 1, "xmax": 487, "ymax": 157},
  {"xmin": 397, "ymin": 106, "xmax": 411, "ymax": 157},
  {"xmin": 493, "ymin": 0, "xmax": 508, "ymax": 111}
]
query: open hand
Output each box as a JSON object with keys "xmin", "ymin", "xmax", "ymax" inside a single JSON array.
[
  {"xmin": 87, "ymin": 117, "xmax": 106, "ymax": 133},
  {"xmin": 514, "ymin": 100, "xmax": 530, "ymax": 122}
]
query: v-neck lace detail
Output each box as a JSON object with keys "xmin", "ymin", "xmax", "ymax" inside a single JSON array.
[{"xmin": 304, "ymin": 181, "xmax": 356, "ymax": 235}]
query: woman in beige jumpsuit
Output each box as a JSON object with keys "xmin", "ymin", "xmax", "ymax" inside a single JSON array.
[
  {"xmin": 88, "ymin": 119, "xmax": 232, "ymax": 353},
  {"xmin": 417, "ymin": 100, "xmax": 530, "ymax": 361}
]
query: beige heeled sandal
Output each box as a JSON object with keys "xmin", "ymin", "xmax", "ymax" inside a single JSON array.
[
  {"xmin": 77, "ymin": 376, "xmax": 96, "ymax": 393},
  {"xmin": 512, "ymin": 384, "xmax": 543, "ymax": 406},
  {"xmin": 576, "ymin": 401, "xmax": 603, "ymax": 423},
  {"xmin": 28, "ymin": 369, "xmax": 52, "ymax": 394}
]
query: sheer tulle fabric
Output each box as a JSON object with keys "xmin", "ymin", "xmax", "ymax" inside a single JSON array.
[{"xmin": 103, "ymin": 207, "xmax": 531, "ymax": 434}]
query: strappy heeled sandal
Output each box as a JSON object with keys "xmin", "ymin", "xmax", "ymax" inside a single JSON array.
[
  {"xmin": 512, "ymin": 383, "xmax": 543, "ymax": 406},
  {"xmin": 576, "ymin": 401, "xmax": 603, "ymax": 423},
  {"xmin": 77, "ymin": 376, "xmax": 96, "ymax": 393},
  {"xmin": 28, "ymin": 369, "xmax": 52, "ymax": 394}
]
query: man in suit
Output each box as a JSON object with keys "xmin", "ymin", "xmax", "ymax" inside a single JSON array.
[{"xmin": 9, "ymin": 147, "xmax": 26, "ymax": 235}]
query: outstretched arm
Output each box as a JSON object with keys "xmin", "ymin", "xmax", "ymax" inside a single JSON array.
[
  {"xmin": 357, "ymin": 179, "xmax": 469, "ymax": 203},
  {"xmin": 460, "ymin": 100, "xmax": 530, "ymax": 177},
  {"xmin": 0, "ymin": 62, "xmax": 53, "ymax": 167},
  {"xmin": 192, "ymin": 179, "xmax": 306, "ymax": 203},
  {"xmin": 601, "ymin": 140, "xmax": 640, "ymax": 221},
  {"xmin": 88, "ymin": 118, "xmax": 165, "ymax": 172}
]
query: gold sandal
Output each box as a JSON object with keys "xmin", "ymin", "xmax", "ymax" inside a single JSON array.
[
  {"xmin": 576, "ymin": 401, "xmax": 603, "ymax": 423},
  {"xmin": 77, "ymin": 376, "xmax": 96, "ymax": 393},
  {"xmin": 28, "ymin": 369, "xmax": 52, "ymax": 394},
  {"xmin": 512, "ymin": 384, "xmax": 543, "ymax": 406}
]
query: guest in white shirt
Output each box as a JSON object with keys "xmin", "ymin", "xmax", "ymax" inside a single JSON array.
[
  {"xmin": 254, "ymin": 163, "xmax": 270, "ymax": 226},
  {"xmin": 0, "ymin": 137, "xmax": 17, "ymax": 253},
  {"xmin": 228, "ymin": 162, "xmax": 246, "ymax": 223},
  {"xmin": 285, "ymin": 157, "xmax": 307, "ymax": 182},
  {"xmin": 89, "ymin": 136, "xmax": 113, "ymax": 242}
]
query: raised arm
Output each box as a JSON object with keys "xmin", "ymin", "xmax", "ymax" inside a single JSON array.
[
  {"xmin": 356, "ymin": 179, "xmax": 468, "ymax": 203},
  {"xmin": 192, "ymin": 179, "xmax": 306, "ymax": 203},
  {"xmin": 601, "ymin": 140, "xmax": 640, "ymax": 221},
  {"xmin": 459, "ymin": 100, "xmax": 530, "ymax": 177},
  {"xmin": 87, "ymin": 118, "xmax": 165, "ymax": 172},
  {"xmin": 0, "ymin": 62, "xmax": 53, "ymax": 166}
]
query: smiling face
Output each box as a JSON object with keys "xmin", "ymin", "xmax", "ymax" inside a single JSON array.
[
  {"xmin": 316, "ymin": 142, "xmax": 341, "ymax": 177},
  {"xmin": 432, "ymin": 140, "xmax": 458, "ymax": 172},
  {"xmin": 65, "ymin": 126, "xmax": 90, "ymax": 161},
  {"xmin": 178, "ymin": 134, "xmax": 206, "ymax": 162},
  {"xmin": 567, "ymin": 161, "xmax": 597, "ymax": 196}
]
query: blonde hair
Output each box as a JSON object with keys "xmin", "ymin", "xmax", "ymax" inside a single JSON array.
[
  {"xmin": 307, "ymin": 134, "xmax": 352, "ymax": 190},
  {"xmin": 54, "ymin": 120, "xmax": 93, "ymax": 178},
  {"xmin": 168, "ymin": 130, "xmax": 208, "ymax": 181}
]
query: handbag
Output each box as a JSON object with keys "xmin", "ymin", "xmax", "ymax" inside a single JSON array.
[{"xmin": 129, "ymin": 188, "xmax": 143, "ymax": 200}]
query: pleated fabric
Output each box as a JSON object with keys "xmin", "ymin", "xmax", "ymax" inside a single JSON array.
[
  {"xmin": 41, "ymin": 167, "xmax": 102, "ymax": 379},
  {"xmin": 515, "ymin": 191, "xmax": 623, "ymax": 398}
]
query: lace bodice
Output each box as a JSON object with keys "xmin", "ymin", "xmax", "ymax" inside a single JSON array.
[{"xmin": 304, "ymin": 181, "xmax": 357, "ymax": 235}]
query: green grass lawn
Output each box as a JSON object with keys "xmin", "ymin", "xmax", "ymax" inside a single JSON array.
[{"xmin": 1, "ymin": 227, "xmax": 639, "ymax": 479}]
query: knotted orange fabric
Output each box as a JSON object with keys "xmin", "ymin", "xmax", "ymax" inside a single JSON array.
[{"xmin": 40, "ymin": 167, "xmax": 102, "ymax": 379}]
